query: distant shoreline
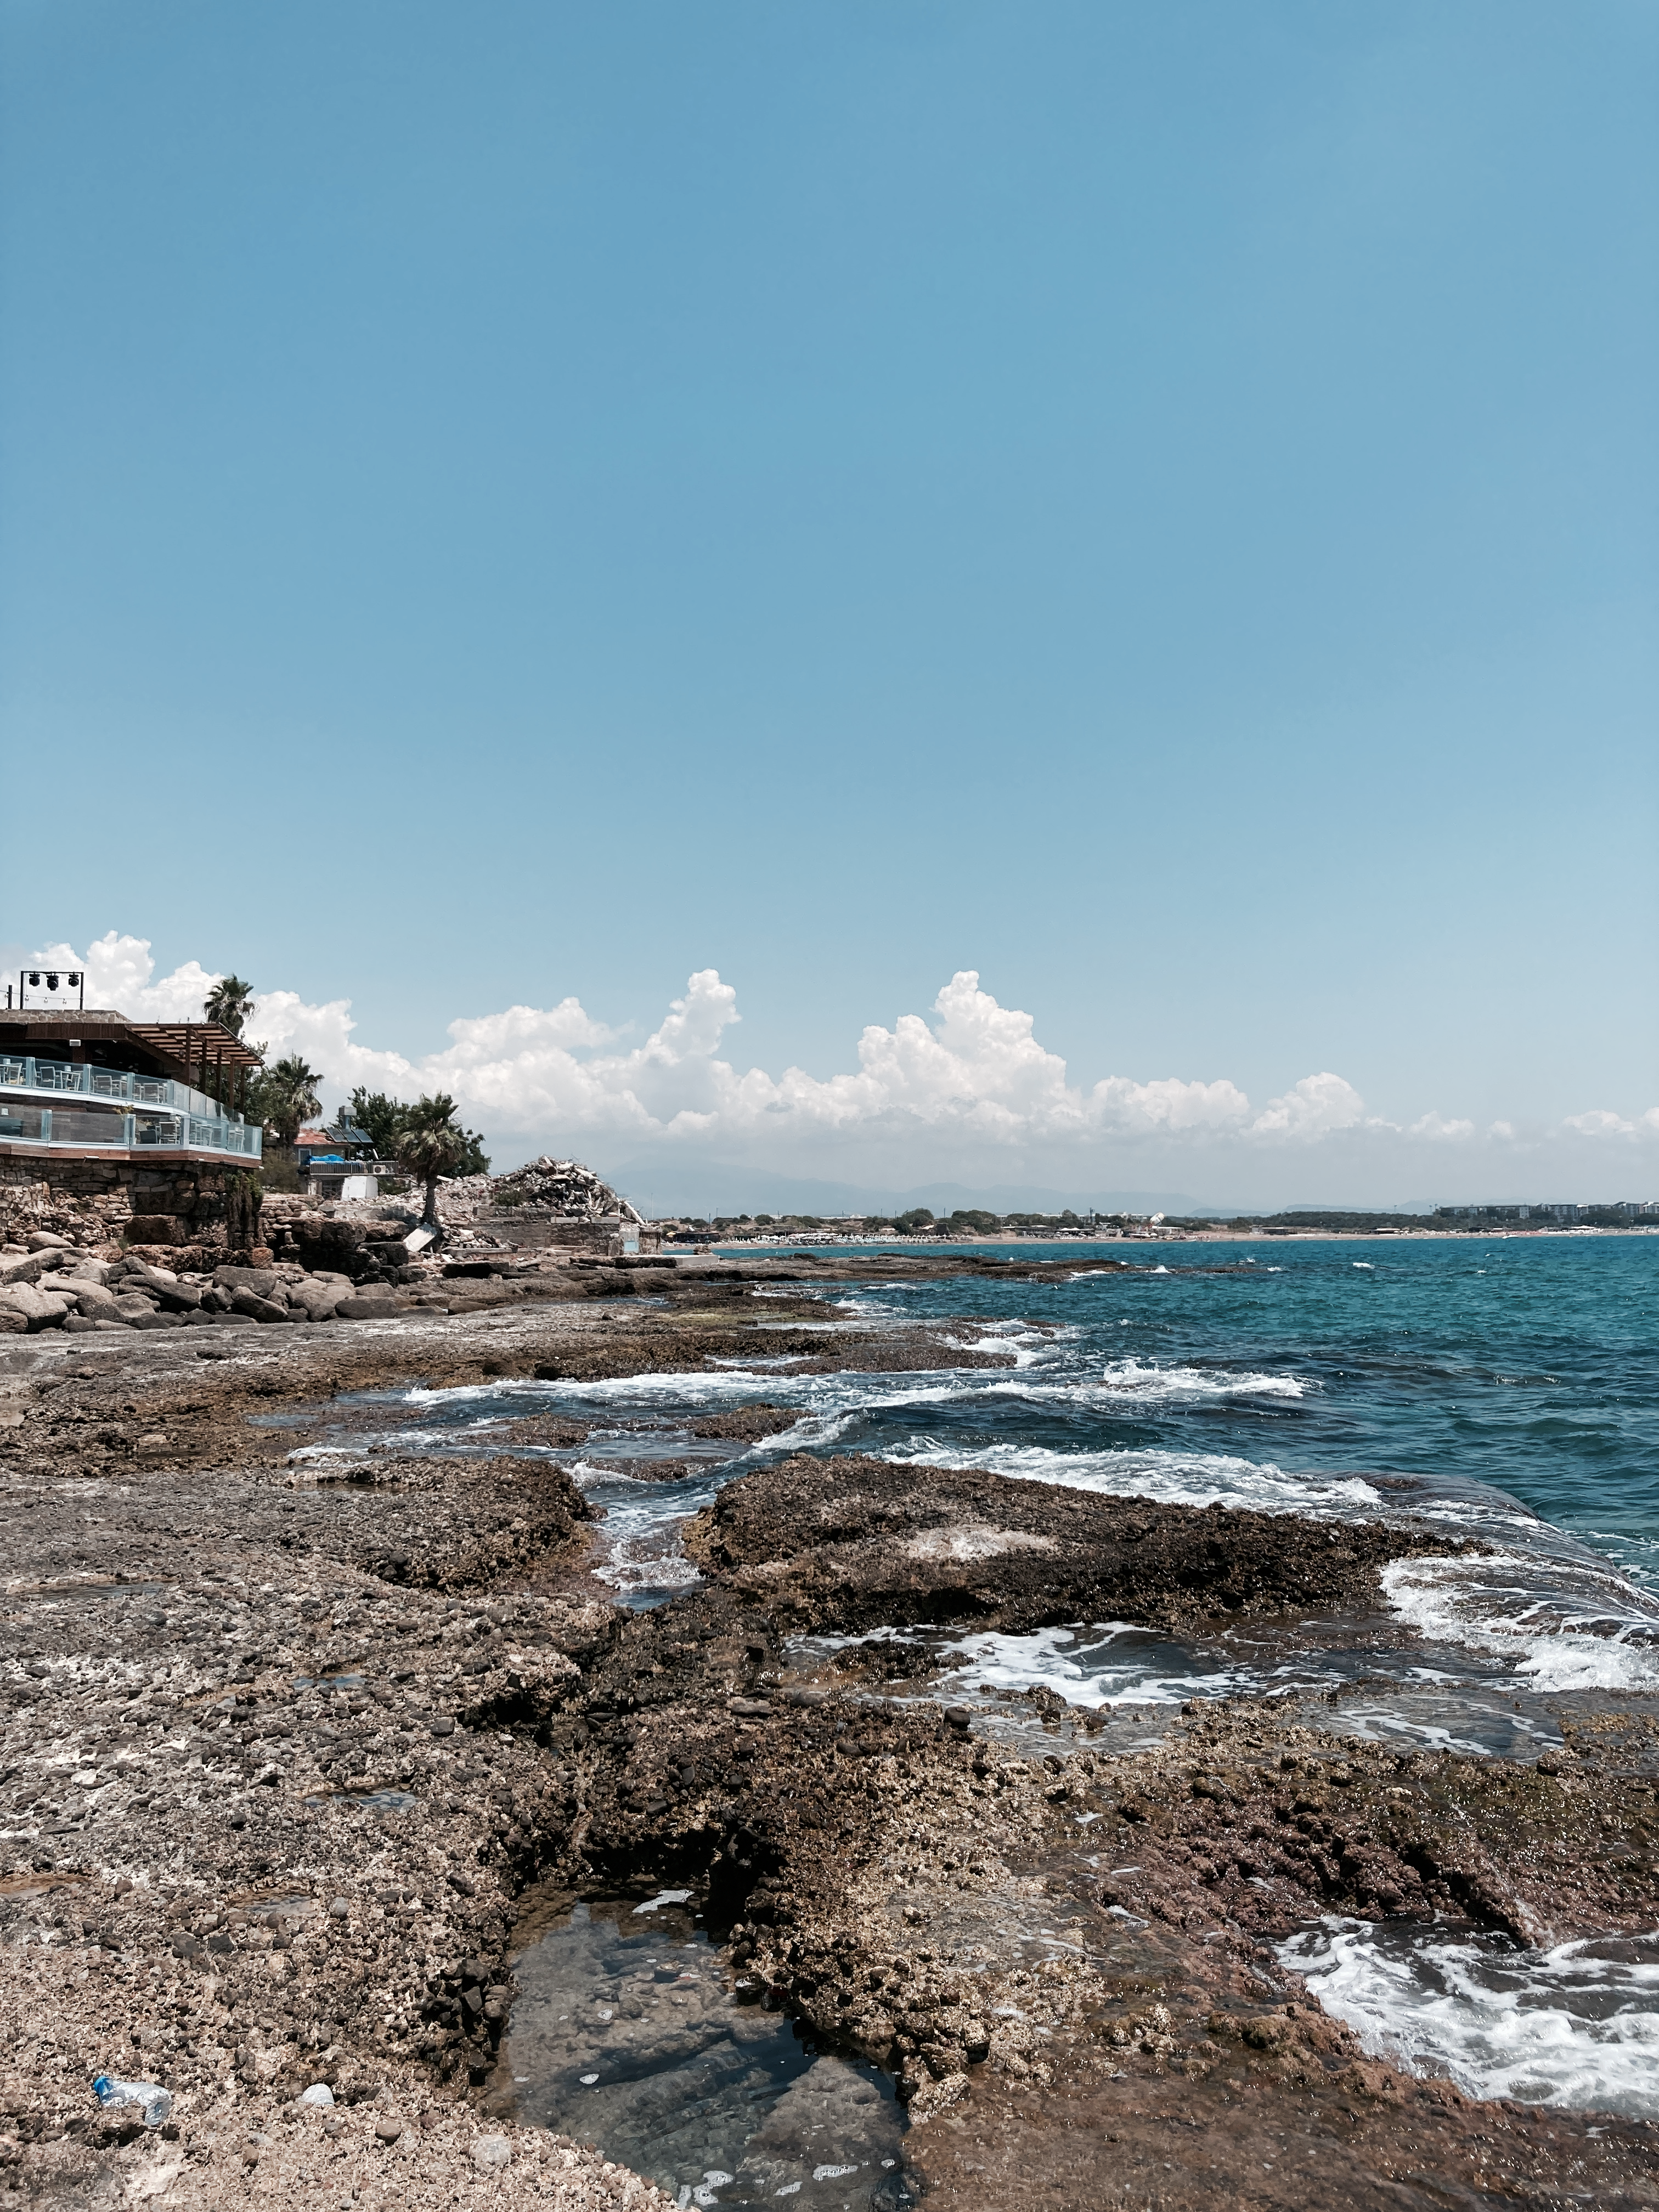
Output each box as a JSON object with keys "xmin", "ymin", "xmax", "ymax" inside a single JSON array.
[{"xmin": 698, "ymin": 1225, "xmax": 1659, "ymax": 1249}]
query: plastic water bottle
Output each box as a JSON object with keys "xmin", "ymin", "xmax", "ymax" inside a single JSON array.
[{"xmin": 91, "ymin": 2075, "xmax": 172, "ymax": 2128}]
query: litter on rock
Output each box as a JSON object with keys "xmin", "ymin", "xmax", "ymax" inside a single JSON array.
[{"xmin": 91, "ymin": 2075, "xmax": 172, "ymax": 2128}]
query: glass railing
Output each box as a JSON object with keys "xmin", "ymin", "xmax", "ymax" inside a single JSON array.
[
  {"xmin": 0, "ymin": 1056, "xmax": 261, "ymax": 1157},
  {"xmin": 0, "ymin": 1053, "xmax": 253, "ymax": 1127}
]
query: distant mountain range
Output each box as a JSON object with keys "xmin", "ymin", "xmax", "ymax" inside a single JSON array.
[
  {"xmin": 487, "ymin": 1149, "xmax": 1438, "ymax": 1222},
  {"xmin": 567, "ymin": 1163, "xmax": 1205, "ymax": 1219}
]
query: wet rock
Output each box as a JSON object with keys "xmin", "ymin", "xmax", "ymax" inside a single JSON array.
[
  {"xmin": 687, "ymin": 1404, "xmax": 802, "ymax": 1443},
  {"xmin": 684, "ymin": 1452, "xmax": 1441, "ymax": 1637}
]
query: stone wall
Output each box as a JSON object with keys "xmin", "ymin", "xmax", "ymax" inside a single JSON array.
[{"xmin": 0, "ymin": 1159, "xmax": 245, "ymax": 1249}]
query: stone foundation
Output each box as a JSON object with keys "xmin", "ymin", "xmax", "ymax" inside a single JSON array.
[{"xmin": 0, "ymin": 1159, "xmax": 244, "ymax": 1246}]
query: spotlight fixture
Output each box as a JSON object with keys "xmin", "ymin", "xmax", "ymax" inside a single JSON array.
[
  {"xmin": 27, "ymin": 973, "xmax": 40, "ymax": 988},
  {"xmin": 45, "ymin": 973, "xmax": 59, "ymax": 991}
]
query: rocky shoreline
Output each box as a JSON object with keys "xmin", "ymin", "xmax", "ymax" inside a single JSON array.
[{"xmin": 3, "ymin": 1267, "xmax": 1657, "ymax": 2208}]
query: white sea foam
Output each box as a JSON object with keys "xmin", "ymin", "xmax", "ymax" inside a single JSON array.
[
  {"xmin": 883, "ymin": 1436, "xmax": 1381, "ymax": 1517},
  {"xmin": 1279, "ymin": 1918, "xmax": 1659, "ymax": 2118},
  {"xmin": 1381, "ymin": 1554, "xmax": 1659, "ymax": 1694},
  {"xmin": 1039, "ymin": 1359, "xmax": 1312, "ymax": 1406},
  {"xmin": 932, "ymin": 1624, "xmax": 1257, "ymax": 1709}
]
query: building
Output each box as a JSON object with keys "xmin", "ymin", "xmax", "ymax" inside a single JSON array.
[
  {"xmin": 0, "ymin": 1006, "xmax": 264, "ymax": 1237},
  {"xmin": 295, "ymin": 1126, "xmax": 396, "ymax": 1202},
  {"xmin": 0, "ymin": 1008, "xmax": 262, "ymax": 1165}
]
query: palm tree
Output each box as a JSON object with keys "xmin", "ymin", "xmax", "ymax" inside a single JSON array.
[
  {"xmin": 202, "ymin": 974, "xmax": 256, "ymax": 1039},
  {"xmin": 252, "ymin": 1054, "xmax": 324, "ymax": 1150},
  {"xmin": 394, "ymin": 1092, "xmax": 471, "ymax": 1226}
]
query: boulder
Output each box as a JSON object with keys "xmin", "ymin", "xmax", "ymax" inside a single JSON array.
[
  {"xmin": 336, "ymin": 1295, "xmax": 405, "ymax": 1321},
  {"xmin": 231, "ymin": 1289, "xmax": 290, "ymax": 1324},
  {"xmin": 122, "ymin": 1263, "xmax": 201, "ymax": 1311},
  {"xmin": 215, "ymin": 1267, "xmax": 281, "ymax": 1300},
  {"xmin": 0, "ymin": 1251, "xmax": 51, "ymax": 1289},
  {"xmin": 290, "ymin": 1218, "xmax": 373, "ymax": 1280},
  {"xmin": 26, "ymin": 1231, "xmax": 72, "ymax": 1251},
  {"xmin": 0, "ymin": 1284, "xmax": 71, "ymax": 1330},
  {"xmin": 67, "ymin": 1283, "xmax": 119, "ymax": 1318},
  {"xmin": 112, "ymin": 1294, "xmax": 162, "ymax": 1322},
  {"xmin": 0, "ymin": 1308, "xmax": 25, "ymax": 1335}
]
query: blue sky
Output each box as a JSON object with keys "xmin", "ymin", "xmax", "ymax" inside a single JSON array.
[{"xmin": 2, "ymin": 2, "xmax": 1655, "ymax": 1201}]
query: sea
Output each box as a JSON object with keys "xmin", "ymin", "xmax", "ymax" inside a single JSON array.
[{"xmin": 330, "ymin": 1234, "xmax": 1659, "ymax": 2149}]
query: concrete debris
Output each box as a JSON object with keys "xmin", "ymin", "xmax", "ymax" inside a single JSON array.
[{"xmin": 441, "ymin": 1159, "xmax": 645, "ymax": 1229}]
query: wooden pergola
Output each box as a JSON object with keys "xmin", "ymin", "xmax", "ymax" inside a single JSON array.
[{"xmin": 126, "ymin": 1022, "xmax": 265, "ymax": 1116}]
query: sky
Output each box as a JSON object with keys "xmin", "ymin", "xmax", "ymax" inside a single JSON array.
[{"xmin": 2, "ymin": 2, "xmax": 1655, "ymax": 1209}]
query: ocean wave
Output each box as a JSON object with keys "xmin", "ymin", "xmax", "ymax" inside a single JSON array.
[
  {"xmin": 1381, "ymin": 1554, "xmax": 1659, "ymax": 1694},
  {"xmin": 1278, "ymin": 1918, "xmax": 1659, "ymax": 2118},
  {"xmin": 1091, "ymin": 1358, "xmax": 1311, "ymax": 1403},
  {"xmin": 881, "ymin": 1436, "xmax": 1382, "ymax": 1516}
]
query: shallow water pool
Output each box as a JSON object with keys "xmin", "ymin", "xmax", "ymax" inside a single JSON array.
[{"xmin": 500, "ymin": 1898, "xmax": 913, "ymax": 2210}]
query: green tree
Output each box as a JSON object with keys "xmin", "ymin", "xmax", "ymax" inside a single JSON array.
[
  {"xmin": 394, "ymin": 1092, "xmax": 473, "ymax": 1224},
  {"xmin": 451, "ymin": 1125, "xmax": 490, "ymax": 1176},
  {"xmin": 249, "ymin": 1054, "xmax": 324, "ymax": 1149},
  {"xmin": 337, "ymin": 1088, "xmax": 408, "ymax": 1158},
  {"xmin": 336, "ymin": 1088, "xmax": 488, "ymax": 1176},
  {"xmin": 202, "ymin": 974, "xmax": 256, "ymax": 1039}
]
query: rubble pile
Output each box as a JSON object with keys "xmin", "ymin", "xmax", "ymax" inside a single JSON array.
[{"xmin": 455, "ymin": 1160, "xmax": 645, "ymax": 1228}]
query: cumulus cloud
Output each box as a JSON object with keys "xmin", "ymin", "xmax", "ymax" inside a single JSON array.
[
  {"xmin": 39, "ymin": 932, "xmax": 221, "ymax": 1024},
  {"xmin": 1564, "ymin": 1109, "xmax": 1637, "ymax": 1138},
  {"xmin": 33, "ymin": 936, "xmax": 1659, "ymax": 1197},
  {"xmin": 1250, "ymin": 1071, "xmax": 1368, "ymax": 1138},
  {"xmin": 1408, "ymin": 1111, "xmax": 1478, "ymax": 1141}
]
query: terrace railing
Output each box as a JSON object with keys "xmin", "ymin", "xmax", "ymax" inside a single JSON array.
[{"xmin": 0, "ymin": 1055, "xmax": 261, "ymax": 1157}]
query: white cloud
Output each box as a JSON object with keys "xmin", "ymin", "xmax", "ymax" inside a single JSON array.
[
  {"xmin": 1090, "ymin": 1074, "xmax": 1252, "ymax": 1133},
  {"xmin": 1408, "ymin": 1111, "xmax": 1477, "ymax": 1141},
  {"xmin": 35, "ymin": 936, "xmax": 1659, "ymax": 1198},
  {"xmin": 1564, "ymin": 1109, "xmax": 1635, "ymax": 1138},
  {"xmin": 1250, "ymin": 1071, "xmax": 1368, "ymax": 1138},
  {"xmin": 40, "ymin": 932, "xmax": 219, "ymax": 1023}
]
